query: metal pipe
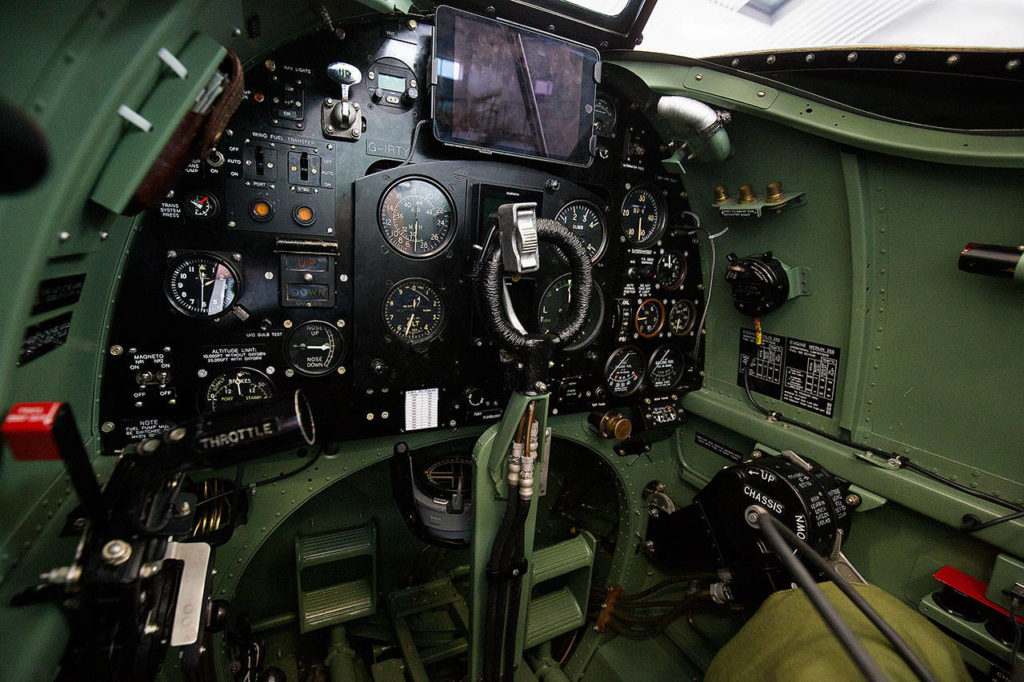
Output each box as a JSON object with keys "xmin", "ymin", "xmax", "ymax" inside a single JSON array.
[
  {"xmin": 656, "ymin": 96, "xmax": 731, "ymax": 162},
  {"xmin": 527, "ymin": 641, "xmax": 571, "ymax": 682}
]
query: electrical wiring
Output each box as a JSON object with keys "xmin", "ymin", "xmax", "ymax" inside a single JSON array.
[
  {"xmin": 757, "ymin": 514, "xmax": 885, "ymax": 681},
  {"xmin": 682, "ymin": 210, "xmax": 727, "ymax": 362},
  {"xmin": 767, "ymin": 515, "xmax": 936, "ymax": 682}
]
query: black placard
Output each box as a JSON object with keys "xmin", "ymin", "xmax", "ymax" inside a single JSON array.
[
  {"xmin": 32, "ymin": 274, "xmax": 86, "ymax": 314},
  {"xmin": 19, "ymin": 312, "xmax": 72, "ymax": 366},
  {"xmin": 694, "ymin": 432, "xmax": 744, "ymax": 463},
  {"xmin": 737, "ymin": 329, "xmax": 841, "ymax": 418},
  {"xmin": 782, "ymin": 337, "xmax": 840, "ymax": 417}
]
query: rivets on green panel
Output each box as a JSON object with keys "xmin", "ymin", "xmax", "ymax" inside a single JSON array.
[{"xmin": 970, "ymin": 482, "xmax": 978, "ymax": 489}]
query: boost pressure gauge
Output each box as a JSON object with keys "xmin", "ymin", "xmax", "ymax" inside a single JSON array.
[
  {"xmin": 379, "ymin": 177, "xmax": 456, "ymax": 258},
  {"xmin": 285, "ymin": 321, "xmax": 344, "ymax": 375},
  {"xmin": 165, "ymin": 253, "xmax": 240, "ymax": 319}
]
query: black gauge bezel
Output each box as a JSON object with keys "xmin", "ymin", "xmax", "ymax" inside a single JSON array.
[
  {"xmin": 202, "ymin": 367, "xmax": 275, "ymax": 414},
  {"xmin": 647, "ymin": 343, "xmax": 685, "ymax": 391},
  {"xmin": 185, "ymin": 191, "xmax": 220, "ymax": 219},
  {"xmin": 284, "ymin": 320, "xmax": 344, "ymax": 376},
  {"xmin": 164, "ymin": 252, "xmax": 242, "ymax": 320},
  {"xmin": 656, "ymin": 250, "xmax": 687, "ymax": 290},
  {"xmin": 603, "ymin": 345, "xmax": 646, "ymax": 397},
  {"xmin": 381, "ymin": 277, "xmax": 447, "ymax": 344},
  {"xmin": 593, "ymin": 93, "xmax": 617, "ymax": 138},
  {"xmin": 378, "ymin": 176, "xmax": 457, "ymax": 259},
  {"xmin": 536, "ymin": 276, "xmax": 605, "ymax": 351},
  {"xmin": 634, "ymin": 298, "xmax": 666, "ymax": 338},
  {"xmin": 554, "ymin": 199, "xmax": 608, "ymax": 263},
  {"xmin": 620, "ymin": 185, "xmax": 666, "ymax": 247},
  {"xmin": 668, "ymin": 299, "xmax": 697, "ymax": 336}
]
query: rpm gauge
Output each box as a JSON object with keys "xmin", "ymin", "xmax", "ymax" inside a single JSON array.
[
  {"xmin": 203, "ymin": 368, "xmax": 274, "ymax": 414},
  {"xmin": 165, "ymin": 253, "xmax": 240, "ymax": 319},
  {"xmin": 379, "ymin": 177, "xmax": 455, "ymax": 258},
  {"xmin": 536, "ymin": 276, "xmax": 604, "ymax": 351},
  {"xmin": 285, "ymin": 321, "xmax": 343, "ymax": 375},
  {"xmin": 620, "ymin": 186, "xmax": 665, "ymax": 246},
  {"xmin": 634, "ymin": 298, "xmax": 665, "ymax": 338},
  {"xmin": 647, "ymin": 344, "xmax": 686, "ymax": 391},
  {"xmin": 555, "ymin": 200, "xmax": 607, "ymax": 262},
  {"xmin": 604, "ymin": 346, "xmax": 645, "ymax": 397},
  {"xmin": 382, "ymin": 278, "xmax": 446, "ymax": 344}
]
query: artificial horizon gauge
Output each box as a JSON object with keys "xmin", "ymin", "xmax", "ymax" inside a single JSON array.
[
  {"xmin": 668, "ymin": 299, "xmax": 696, "ymax": 336},
  {"xmin": 382, "ymin": 278, "xmax": 446, "ymax": 343},
  {"xmin": 165, "ymin": 253, "xmax": 240, "ymax": 319},
  {"xmin": 635, "ymin": 298, "xmax": 666, "ymax": 338},
  {"xmin": 620, "ymin": 186, "xmax": 665, "ymax": 246},
  {"xmin": 285, "ymin": 321, "xmax": 344, "ymax": 375},
  {"xmin": 379, "ymin": 177, "xmax": 455, "ymax": 258},
  {"xmin": 604, "ymin": 346, "xmax": 645, "ymax": 396},
  {"xmin": 656, "ymin": 251, "xmax": 686, "ymax": 289},
  {"xmin": 203, "ymin": 368, "xmax": 274, "ymax": 414},
  {"xmin": 647, "ymin": 344, "xmax": 686, "ymax": 390},
  {"xmin": 537, "ymin": 276, "xmax": 605, "ymax": 351},
  {"xmin": 554, "ymin": 200, "xmax": 608, "ymax": 262}
]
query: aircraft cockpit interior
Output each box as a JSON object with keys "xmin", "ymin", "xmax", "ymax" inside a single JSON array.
[{"xmin": 0, "ymin": 1, "xmax": 1022, "ymax": 680}]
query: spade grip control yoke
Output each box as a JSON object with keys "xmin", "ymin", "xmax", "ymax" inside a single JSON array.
[{"xmin": 479, "ymin": 202, "xmax": 592, "ymax": 392}]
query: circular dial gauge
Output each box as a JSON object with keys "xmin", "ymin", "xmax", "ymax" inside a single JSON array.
[
  {"xmin": 656, "ymin": 251, "xmax": 686, "ymax": 290},
  {"xmin": 620, "ymin": 187, "xmax": 665, "ymax": 246},
  {"xmin": 285, "ymin": 321, "xmax": 343, "ymax": 375},
  {"xmin": 204, "ymin": 368, "xmax": 274, "ymax": 414},
  {"xmin": 382, "ymin": 278, "xmax": 446, "ymax": 344},
  {"xmin": 634, "ymin": 298, "xmax": 666, "ymax": 338},
  {"xmin": 604, "ymin": 346, "xmax": 645, "ymax": 396},
  {"xmin": 379, "ymin": 178, "xmax": 455, "ymax": 258},
  {"xmin": 647, "ymin": 344, "xmax": 686, "ymax": 390},
  {"xmin": 536, "ymin": 276, "xmax": 604, "ymax": 351},
  {"xmin": 555, "ymin": 200, "xmax": 607, "ymax": 262},
  {"xmin": 668, "ymin": 300, "xmax": 697, "ymax": 336},
  {"xmin": 418, "ymin": 455, "xmax": 475, "ymax": 500},
  {"xmin": 593, "ymin": 94, "xmax": 617, "ymax": 138},
  {"xmin": 165, "ymin": 254, "xmax": 240, "ymax": 319},
  {"xmin": 186, "ymin": 192, "xmax": 219, "ymax": 219}
]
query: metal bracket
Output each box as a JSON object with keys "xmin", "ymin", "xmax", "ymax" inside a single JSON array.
[
  {"xmin": 714, "ymin": 191, "xmax": 807, "ymax": 218},
  {"xmin": 165, "ymin": 540, "xmax": 211, "ymax": 646}
]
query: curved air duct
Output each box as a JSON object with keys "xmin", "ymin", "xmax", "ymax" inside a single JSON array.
[{"xmin": 656, "ymin": 96, "xmax": 732, "ymax": 162}]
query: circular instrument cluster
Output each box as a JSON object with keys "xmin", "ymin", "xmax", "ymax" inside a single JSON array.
[
  {"xmin": 203, "ymin": 368, "xmax": 274, "ymax": 413},
  {"xmin": 603, "ymin": 343, "xmax": 687, "ymax": 396},
  {"xmin": 285, "ymin": 321, "xmax": 344, "ymax": 375},
  {"xmin": 379, "ymin": 177, "xmax": 456, "ymax": 258},
  {"xmin": 382, "ymin": 278, "xmax": 446, "ymax": 344}
]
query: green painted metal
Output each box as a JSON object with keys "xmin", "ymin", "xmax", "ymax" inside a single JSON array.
[
  {"xmin": 607, "ymin": 58, "xmax": 1024, "ymax": 168},
  {"xmin": 920, "ymin": 594, "xmax": 1023, "ymax": 666},
  {"xmin": 90, "ymin": 34, "xmax": 227, "ymax": 213},
  {"xmin": 986, "ymin": 554, "xmax": 1024, "ymax": 610},
  {"xmin": 353, "ymin": 0, "xmax": 414, "ymax": 14},
  {"xmin": 295, "ymin": 524, "xmax": 377, "ymax": 632}
]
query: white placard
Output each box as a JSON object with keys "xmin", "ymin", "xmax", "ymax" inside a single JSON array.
[{"xmin": 405, "ymin": 388, "xmax": 439, "ymax": 431}]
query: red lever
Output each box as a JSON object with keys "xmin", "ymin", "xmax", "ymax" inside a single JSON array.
[{"xmin": 2, "ymin": 402, "xmax": 64, "ymax": 461}]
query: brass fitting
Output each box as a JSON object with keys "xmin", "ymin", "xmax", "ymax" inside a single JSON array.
[
  {"xmin": 766, "ymin": 181, "xmax": 786, "ymax": 203},
  {"xmin": 737, "ymin": 184, "xmax": 757, "ymax": 204},
  {"xmin": 589, "ymin": 410, "xmax": 632, "ymax": 440},
  {"xmin": 713, "ymin": 185, "xmax": 730, "ymax": 204}
]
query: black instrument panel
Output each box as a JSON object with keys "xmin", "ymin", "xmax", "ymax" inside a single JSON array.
[{"xmin": 98, "ymin": 17, "xmax": 705, "ymax": 451}]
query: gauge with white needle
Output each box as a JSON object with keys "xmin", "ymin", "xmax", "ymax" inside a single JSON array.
[
  {"xmin": 604, "ymin": 346, "xmax": 645, "ymax": 396},
  {"xmin": 382, "ymin": 278, "xmax": 446, "ymax": 344},
  {"xmin": 285, "ymin": 321, "xmax": 344, "ymax": 375}
]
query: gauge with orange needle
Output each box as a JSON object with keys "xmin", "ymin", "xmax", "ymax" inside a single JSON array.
[
  {"xmin": 634, "ymin": 298, "xmax": 665, "ymax": 338},
  {"xmin": 382, "ymin": 278, "xmax": 445, "ymax": 343}
]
